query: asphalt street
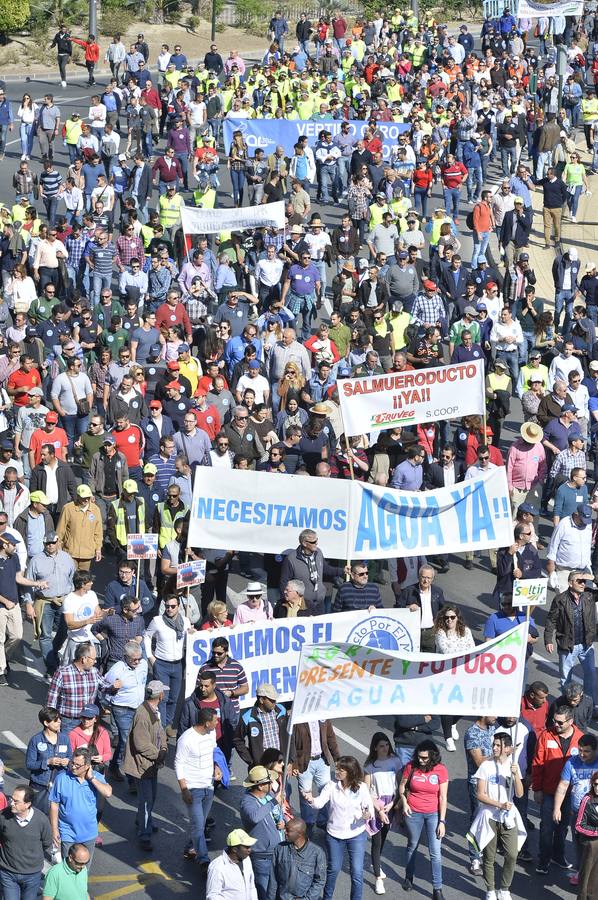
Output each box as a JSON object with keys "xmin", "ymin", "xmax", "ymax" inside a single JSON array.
[{"xmin": 0, "ymin": 70, "xmax": 583, "ymax": 900}]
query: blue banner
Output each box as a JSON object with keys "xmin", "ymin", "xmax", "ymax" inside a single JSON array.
[{"xmin": 223, "ymin": 117, "xmax": 411, "ymax": 160}]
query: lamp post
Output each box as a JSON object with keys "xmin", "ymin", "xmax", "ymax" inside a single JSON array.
[
  {"xmin": 211, "ymin": 0, "xmax": 217, "ymax": 41},
  {"xmin": 89, "ymin": 0, "xmax": 97, "ymax": 35}
]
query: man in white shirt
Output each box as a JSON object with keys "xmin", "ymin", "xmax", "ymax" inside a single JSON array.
[
  {"xmin": 175, "ymin": 708, "xmax": 220, "ymax": 870},
  {"xmin": 546, "ymin": 505, "xmax": 593, "ymax": 592},
  {"xmin": 236, "ymin": 362, "xmax": 270, "ymax": 405},
  {"xmin": 207, "ymin": 829, "xmax": 258, "ymax": 900},
  {"xmin": 255, "ymin": 246, "xmax": 284, "ymax": 309},
  {"xmin": 490, "ymin": 307, "xmax": 524, "ymax": 386},
  {"xmin": 548, "ymin": 341, "xmax": 584, "ymax": 390}
]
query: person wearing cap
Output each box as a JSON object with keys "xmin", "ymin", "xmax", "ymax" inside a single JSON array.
[
  {"xmin": 239, "ymin": 763, "xmax": 285, "ymax": 900},
  {"xmin": 234, "ymin": 682, "xmax": 291, "ymax": 772},
  {"xmin": 106, "ymin": 479, "xmax": 145, "ymax": 561},
  {"xmin": 545, "ymin": 566, "xmax": 597, "ymax": 705},
  {"xmin": 506, "ymin": 422, "xmax": 547, "ymax": 515},
  {"xmin": 55, "ymin": 482, "xmax": 102, "ymax": 570},
  {"xmin": 448, "ymin": 306, "xmax": 481, "ymax": 357},
  {"xmin": 207, "ymin": 827, "xmax": 258, "ymax": 900},
  {"xmin": 139, "ymin": 401, "xmax": 174, "ymax": 460},
  {"xmin": 517, "ymin": 349, "xmax": 549, "ymax": 399},
  {"xmin": 123, "ymin": 679, "xmax": 169, "ymax": 851},
  {"xmin": 88, "ymin": 434, "xmax": 129, "ymax": 524},
  {"xmin": 546, "ymin": 501, "xmax": 594, "ymax": 593},
  {"xmin": 26, "ymin": 413, "xmax": 66, "ymax": 471},
  {"xmin": 14, "ymin": 488, "xmax": 55, "ymax": 559}
]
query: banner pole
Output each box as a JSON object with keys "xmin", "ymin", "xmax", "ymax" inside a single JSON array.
[
  {"xmin": 339, "ymin": 405, "xmax": 355, "ymax": 580},
  {"xmin": 183, "ymin": 548, "xmax": 191, "ymax": 618},
  {"xmin": 136, "ymin": 559, "xmax": 141, "ymax": 600}
]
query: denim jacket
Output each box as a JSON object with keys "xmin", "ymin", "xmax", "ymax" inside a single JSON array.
[
  {"xmin": 25, "ymin": 729, "xmax": 71, "ymax": 787},
  {"xmin": 266, "ymin": 839, "xmax": 327, "ymax": 900}
]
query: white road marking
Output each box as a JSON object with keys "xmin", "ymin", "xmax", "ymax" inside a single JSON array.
[
  {"xmin": 1, "ymin": 730, "xmax": 27, "ymax": 750},
  {"xmin": 334, "ymin": 726, "xmax": 368, "ymax": 755}
]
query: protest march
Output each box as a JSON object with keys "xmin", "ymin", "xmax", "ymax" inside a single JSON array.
[{"xmin": 0, "ymin": 1, "xmax": 598, "ymax": 900}]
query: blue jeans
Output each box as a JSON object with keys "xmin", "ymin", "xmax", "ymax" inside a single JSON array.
[
  {"xmin": 92, "ymin": 271, "xmax": 112, "ymax": 306},
  {"xmin": 536, "ymin": 150, "xmax": 552, "ymax": 181},
  {"xmin": 414, "ymin": 187, "xmax": 429, "ymax": 219},
  {"xmin": 555, "ymin": 288, "xmax": 576, "ymax": 329},
  {"xmin": 19, "ymin": 122, "xmax": 34, "ymax": 157},
  {"xmin": 252, "ymin": 855, "xmax": 273, "ymax": 900},
  {"xmin": 43, "ymin": 196, "xmax": 59, "ymax": 225},
  {"xmin": 61, "ymin": 413, "xmax": 89, "ymax": 452},
  {"xmin": 111, "ymin": 705, "xmax": 136, "ymax": 769},
  {"xmin": 558, "ymin": 643, "xmax": 596, "ymax": 702},
  {"xmin": 395, "ymin": 745, "xmax": 415, "ymax": 767},
  {"xmin": 443, "ymin": 186, "xmax": 460, "ymax": 219},
  {"xmin": 320, "ymin": 165, "xmax": 337, "ymax": 203},
  {"xmin": 539, "ymin": 791, "xmax": 570, "ymax": 867},
  {"xmin": 298, "ymin": 756, "xmax": 331, "ymax": 826},
  {"xmin": 501, "ymin": 146, "xmax": 516, "ymax": 176},
  {"xmin": 405, "ymin": 811, "xmax": 443, "ymax": 889},
  {"xmin": 0, "ymin": 869, "xmax": 42, "ymax": 900},
  {"xmin": 137, "ymin": 775, "xmax": 158, "ymax": 840},
  {"xmin": 189, "ymin": 786, "xmax": 214, "ymax": 863},
  {"xmin": 324, "ymin": 830, "xmax": 367, "ymax": 900},
  {"xmin": 495, "ymin": 349, "xmax": 519, "ymax": 387},
  {"xmin": 142, "ymin": 131, "xmax": 153, "ymax": 158},
  {"xmin": 231, "ymin": 169, "xmax": 246, "ymax": 206},
  {"xmin": 471, "ymin": 230, "xmax": 490, "ymax": 269},
  {"xmin": 567, "ymin": 184, "xmax": 583, "ymax": 217},
  {"xmin": 466, "ymin": 166, "xmax": 483, "ymax": 202},
  {"xmin": 158, "ymin": 178, "xmax": 179, "ymax": 196},
  {"xmin": 152, "ymin": 657, "xmax": 183, "ymax": 727},
  {"xmin": 39, "ymin": 601, "xmax": 62, "ymax": 673}
]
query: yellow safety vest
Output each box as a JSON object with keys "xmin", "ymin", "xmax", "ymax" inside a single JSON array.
[
  {"xmin": 156, "ymin": 502, "xmax": 189, "ymax": 549},
  {"xmin": 582, "ymin": 98, "xmax": 598, "ymax": 122},
  {"xmin": 519, "ymin": 363, "xmax": 549, "ymax": 393},
  {"xmin": 192, "ymin": 186, "xmax": 216, "ymax": 209},
  {"xmin": 64, "ymin": 118, "xmax": 83, "ymax": 145},
  {"xmin": 412, "ymin": 44, "xmax": 427, "ymax": 68},
  {"xmin": 111, "ymin": 498, "xmax": 145, "ymax": 547},
  {"xmin": 158, "ymin": 193, "xmax": 183, "ymax": 229},
  {"xmin": 387, "ymin": 311, "xmax": 412, "ymax": 348}
]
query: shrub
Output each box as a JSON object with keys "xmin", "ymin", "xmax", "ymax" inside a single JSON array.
[{"xmin": 0, "ymin": 0, "xmax": 31, "ymax": 37}]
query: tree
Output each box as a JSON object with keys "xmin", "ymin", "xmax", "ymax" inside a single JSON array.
[{"xmin": 0, "ymin": 0, "xmax": 31, "ymax": 39}]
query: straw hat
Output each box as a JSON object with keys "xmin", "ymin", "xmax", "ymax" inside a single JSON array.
[{"xmin": 520, "ymin": 422, "xmax": 543, "ymax": 444}]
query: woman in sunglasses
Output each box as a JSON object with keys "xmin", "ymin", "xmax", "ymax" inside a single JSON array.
[{"xmin": 434, "ymin": 604, "xmax": 475, "ymax": 752}]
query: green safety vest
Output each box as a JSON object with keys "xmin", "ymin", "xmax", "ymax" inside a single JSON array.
[
  {"xmin": 159, "ymin": 194, "xmax": 183, "ymax": 229},
  {"xmin": 111, "ymin": 498, "xmax": 145, "ymax": 547},
  {"xmin": 582, "ymin": 98, "xmax": 598, "ymax": 122},
  {"xmin": 156, "ymin": 502, "xmax": 189, "ymax": 549}
]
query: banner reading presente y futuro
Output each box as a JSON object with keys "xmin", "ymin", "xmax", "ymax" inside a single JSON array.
[
  {"xmin": 188, "ymin": 466, "xmax": 513, "ymax": 560},
  {"xmin": 180, "ymin": 201, "xmax": 285, "ymax": 235},
  {"xmin": 185, "ymin": 607, "xmax": 421, "ymax": 703},
  {"xmin": 222, "ymin": 118, "xmax": 411, "ymax": 160},
  {"xmin": 338, "ymin": 361, "xmax": 486, "ymax": 437},
  {"xmin": 290, "ymin": 623, "xmax": 529, "ymax": 725}
]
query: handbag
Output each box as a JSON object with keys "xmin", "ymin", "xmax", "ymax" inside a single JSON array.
[{"xmin": 67, "ymin": 373, "xmax": 90, "ymax": 418}]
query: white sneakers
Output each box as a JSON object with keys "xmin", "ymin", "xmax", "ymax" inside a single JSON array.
[
  {"xmin": 498, "ymin": 892, "xmax": 512, "ymax": 900},
  {"xmin": 375, "ymin": 877, "xmax": 385, "ymax": 894},
  {"xmin": 61, "ymin": 81, "xmax": 66, "ymax": 88},
  {"xmin": 446, "ymin": 737, "xmax": 456, "ymax": 752},
  {"xmin": 485, "ymin": 892, "xmax": 497, "ymax": 900},
  {"xmin": 379, "ymin": 870, "xmax": 386, "ymax": 878},
  {"xmin": 451, "ymin": 725, "xmax": 459, "ymax": 740}
]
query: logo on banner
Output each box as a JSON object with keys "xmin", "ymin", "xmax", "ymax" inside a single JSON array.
[{"xmin": 347, "ymin": 615, "xmax": 416, "ymax": 651}]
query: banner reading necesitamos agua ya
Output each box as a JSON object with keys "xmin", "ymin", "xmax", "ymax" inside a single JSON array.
[{"xmin": 188, "ymin": 466, "xmax": 512, "ymax": 560}]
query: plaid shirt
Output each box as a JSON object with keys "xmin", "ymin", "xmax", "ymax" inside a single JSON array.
[
  {"xmin": 65, "ymin": 235, "xmax": 87, "ymax": 269},
  {"xmin": 115, "ymin": 235, "xmax": 145, "ymax": 269},
  {"xmin": 91, "ymin": 612, "xmax": 145, "ymax": 663},
  {"xmin": 182, "ymin": 292, "xmax": 208, "ymax": 325},
  {"xmin": 550, "ymin": 448, "xmax": 587, "ymax": 480},
  {"xmin": 256, "ymin": 707, "xmax": 281, "ymax": 751},
  {"xmin": 47, "ymin": 663, "xmax": 109, "ymax": 718},
  {"xmin": 411, "ymin": 291, "xmax": 447, "ymax": 327}
]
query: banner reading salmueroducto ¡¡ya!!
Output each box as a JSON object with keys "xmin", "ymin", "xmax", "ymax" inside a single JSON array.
[
  {"xmin": 185, "ymin": 608, "xmax": 421, "ymax": 703},
  {"xmin": 516, "ymin": 0, "xmax": 583, "ymax": 17},
  {"xmin": 338, "ymin": 360, "xmax": 485, "ymax": 438},
  {"xmin": 188, "ymin": 466, "xmax": 513, "ymax": 560}
]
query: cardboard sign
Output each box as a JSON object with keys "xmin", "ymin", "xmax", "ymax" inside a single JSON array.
[
  {"xmin": 177, "ymin": 559, "xmax": 206, "ymax": 590},
  {"xmin": 513, "ymin": 577, "xmax": 548, "ymax": 608},
  {"xmin": 127, "ymin": 533, "xmax": 159, "ymax": 560}
]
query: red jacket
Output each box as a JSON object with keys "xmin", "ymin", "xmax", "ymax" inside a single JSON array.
[
  {"xmin": 520, "ymin": 694, "xmax": 549, "ymax": 738},
  {"xmin": 151, "ymin": 156, "xmax": 183, "ymax": 184},
  {"xmin": 532, "ymin": 724, "xmax": 583, "ymax": 794},
  {"xmin": 72, "ymin": 38, "xmax": 100, "ymax": 63}
]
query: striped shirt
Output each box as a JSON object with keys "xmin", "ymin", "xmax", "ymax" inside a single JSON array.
[
  {"xmin": 39, "ymin": 170, "xmax": 63, "ymax": 197},
  {"xmin": 333, "ymin": 581, "xmax": 383, "ymax": 613},
  {"xmin": 88, "ymin": 241, "xmax": 117, "ymax": 276},
  {"xmin": 200, "ymin": 656, "xmax": 248, "ymax": 713}
]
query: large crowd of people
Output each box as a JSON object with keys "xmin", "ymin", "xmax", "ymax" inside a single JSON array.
[{"xmin": 0, "ymin": 3, "xmax": 598, "ymax": 900}]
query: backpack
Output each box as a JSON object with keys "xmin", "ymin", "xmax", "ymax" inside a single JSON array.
[{"xmin": 465, "ymin": 210, "xmax": 475, "ymax": 230}]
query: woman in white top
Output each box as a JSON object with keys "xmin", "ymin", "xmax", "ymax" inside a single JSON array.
[
  {"xmin": 88, "ymin": 95, "xmax": 107, "ymax": 143},
  {"xmin": 4, "ymin": 263, "xmax": 37, "ymax": 313},
  {"xmin": 144, "ymin": 592, "xmax": 192, "ymax": 732},
  {"xmin": 363, "ymin": 732, "xmax": 402, "ymax": 894},
  {"xmin": 433, "ymin": 604, "xmax": 475, "ymax": 752},
  {"xmin": 17, "ymin": 93, "xmax": 39, "ymax": 160},
  {"xmin": 62, "ymin": 571, "xmax": 111, "ymax": 664},
  {"xmin": 303, "ymin": 755, "xmax": 374, "ymax": 900}
]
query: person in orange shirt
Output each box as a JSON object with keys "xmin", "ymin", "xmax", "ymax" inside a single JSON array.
[
  {"xmin": 6, "ymin": 355, "xmax": 42, "ymax": 407},
  {"xmin": 29, "ymin": 412, "xmax": 68, "ymax": 469}
]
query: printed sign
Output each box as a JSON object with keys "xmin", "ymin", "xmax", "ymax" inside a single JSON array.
[
  {"xmin": 516, "ymin": 0, "xmax": 583, "ymax": 18},
  {"xmin": 338, "ymin": 361, "xmax": 485, "ymax": 437},
  {"xmin": 181, "ymin": 201, "xmax": 285, "ymax": 235},
  {"xmin": 185, "ymin": 608, "xmax": 420, "ymax": 703},
  {"xmin": 188, "ymin": 466, "xmax": 513, "ymax": 560},
  {"xmin": 513, "ymin": 577, "xmax": 548, "ymax": 608},
  {"xmin": 177, "ymin": 559, "xmax": 206, "ymax": 590},
  {"xmin": 290, "ymin": 623, "xmax": 529, "ymax": 725},
  {"xmin": 127, "ymin": 534, "xmax": 158, "ymax": 560}
]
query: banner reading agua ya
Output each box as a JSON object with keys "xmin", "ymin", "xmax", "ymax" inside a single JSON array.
[{"xmin": 290, "ymin": 623, "xmax": 529, "ymax": 725}]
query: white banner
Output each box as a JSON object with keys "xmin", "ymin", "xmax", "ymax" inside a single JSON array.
[
  {"xmin": 516, "ymin": 0, "xmax": 583, "ymax": 17},
  {"xmin": 290, "ymin": 623, "xmax": 529, "ymax": 725},
  {"xmin": 180, "ymin": 201, "xmax": 285, "ymax": 235},
  {"xmin": 513, "ymin": 577, "xmax": 548, "ymax": 608},
  {"xmin": 188, "ymin": 466, "xmax": 513, "ymax": 560},
  {"xmin": 185, "ymin": 608, "xmax": 420, "ymax": 703},
  {"xmin": 338, "ymin": 361, "xmax": 485, "ymax": 438}
]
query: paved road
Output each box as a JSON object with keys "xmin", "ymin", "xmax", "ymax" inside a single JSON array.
[{"xmin": 0, "ymin": 70, "xmax": 582, "ymax": 900}]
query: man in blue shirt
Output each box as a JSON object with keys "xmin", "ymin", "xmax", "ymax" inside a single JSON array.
[{"xmin": 48, "ymin": 748, "xmax": 112, "ymax": 861}]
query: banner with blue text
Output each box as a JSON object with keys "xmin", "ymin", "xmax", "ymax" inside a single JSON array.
[
  {"xmin": 185, "ymin": 607, "xmax": 421, "ymax": 703},
  {"xmin": 188, "ymin": 466, "xmax": 512, "ymax": 560},
  {"xmin": 290, "ymin": 623, "xmax": 528, "ymax": 725},
  {"xmin": 223, "ymin": 118, "xmax": 411, "ymax": 159}
]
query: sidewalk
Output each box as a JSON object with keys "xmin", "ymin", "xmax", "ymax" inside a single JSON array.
[{"xmin": 526, "ymin": 141, "xmax": 597, "ymax": 307}]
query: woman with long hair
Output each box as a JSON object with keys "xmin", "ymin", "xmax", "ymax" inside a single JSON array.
[
  {"xmin": 277, "ymin": 361, "xmax": 305, "ymax": 411},
  {"xmin": 396, "ymin": 740, "xmax": 448, "ymax": 898},
  {"xmin": 228, "ymin": 129, "xmax": 249, "ymax": 207},
  {"xmin": 17, "ymin": 93, "xmax": 39, "ymax": 160},
  {"xmin": 364, "ymin": 732, "xmax": 401, "ymax": 894},
  {"xmin": 434, "ymin": 604, "xmax": 475, "ymax": 751},
  {"xmin": 575, "ymin": 770, "xmax": 598, "ymax": 898},
  {"xmin": 303, "ymin": 755, "xmax": 374, "ymax": 900}
]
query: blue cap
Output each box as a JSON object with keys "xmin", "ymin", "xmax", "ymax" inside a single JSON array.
[
  {"xmin": 577, "ymin": 503, "xmax": 593, "ymax": 525},
  {"xmin": 248, "ymin": 360, "xmax": 260, "ymax": 370},
  {"xmin": 561, "ymin": 403, "xmax": 577, "ymax": 413},
  {"xmin": 518, "ymin": 502, "xmax": 538, "ymax": 516},
  {"xmin": 477, "ymin": 302, "xmax": 487, "ymax": 311},
  {"xmin": 149, "ymin": 344, "xmax": 162, "ymax": 356},
  {"xmin": 178, "ymin": 343, "xmax": 190, "ymax": 353},
  {"xmin": 80, "ymin": 704, "xmax": 100, "ymax": 718}
]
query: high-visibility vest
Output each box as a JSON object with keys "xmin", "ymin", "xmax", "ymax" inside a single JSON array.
[
  {"xmin": 412, "ymin": 44, "xmax": 427, "ymax": 68},
  {"xmin": 387, "ymin": 311, "xmax": 412, "ymax": 348},
  {"xmin": 158, "ymin": 193, "xmax": 183, "ymax": 229},
  {"xmin": 111, "ymin": 498, "xmax": 145, "ymax": 547},
  {"xmin": 156, "ymin": 502, "xmax": 188, "ymax": 548},
  {"xmin": 64, "ymin": 118, "xmax": 83, "ymax": 145},
  {"xmin": 192, "ymin": 186, "xmax": 216, "ymax": 209},
  {"xmin": 582, "ymin": 97, "xmax": 598, "ymax": 123}
]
